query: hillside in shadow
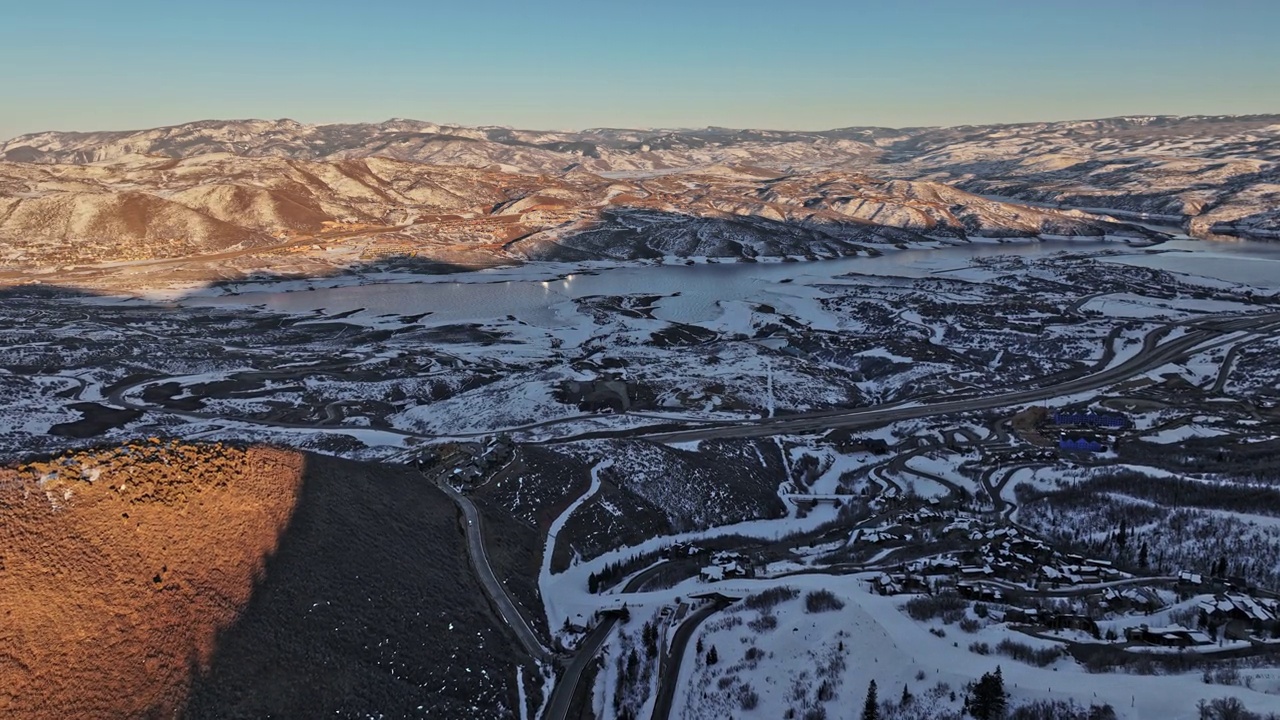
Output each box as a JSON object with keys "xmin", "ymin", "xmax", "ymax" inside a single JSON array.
[
  {"xmin": 0, "ymin": 443, "xmax": 534, "ymax": 720},
  {"xmin": 184, "ymin": 451, "xmax": 531, "ymax": 720}
]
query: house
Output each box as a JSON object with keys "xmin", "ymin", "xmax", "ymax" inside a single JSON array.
[
  {"xmin": 1177, "ymin": 570, "xmax": 1205, "ymax": 588},
  {"xmin": 913, "ymin": 557, "xmax": 962, "ymax": 576},
  {"xmin": 1125, "ymin": 624, "xmax": 1213, "ymax": 647},
  {"xmin": 857, "ymin": 526, "xmax": 913, "ymax": 544},
  {"xmin": 943, "ymin": 517, "xmax": 978, "ymax": 535},
  {"xmin": 700, "ymin": 551, "xmax": 752, "ymax": 582},
  {"xmin": 956, "ymin": 581, "xmax": 1003, "ymax": 602},
  {"xmin": 663, "ymin": 542, "xmax": 701, "ymax": 559},
  {"xmin": 1224, "ymin": 575, "xmax": 1257, "ymax": 593},
  {"xmin": 1004, "ymin": 607, "xmax": 1042, "ymax": 624},
  {"xmin": 991, "ymin": 560, "xmax": 1029, "ymax": 583},
  {"xmin": 1058, "ymin": 435, "xmax": 1108, "ymax": 453},
  {"xmin": 1103, "ymin": 587, "xmax": 1161, "ymax": 614},
  {"xmin": 1199, "ymin": 594, "xmax": 1277, "ymax": 631},
  {"xmin": 872, "ymin": 572, "xmax": 930, "ymax": 596},
  {"xmin": 872, "ymin": 573, "xmax": 901, "ymax": 596},
  {"xmin": 1045, "ymin": 613, "xmax": 1100, "ymax": 636},
  {"xmin": 689, "ymin": 591, "xmax": 741, "ymax": 604},
  {"xmin": 1040, "ymin": 564, "xmax": 1101, "ymax": 586}
]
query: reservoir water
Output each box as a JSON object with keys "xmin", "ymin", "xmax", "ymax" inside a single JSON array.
[{"xmin": 183, "ymin": 238, "xmax": 1280, "ymax": 328}]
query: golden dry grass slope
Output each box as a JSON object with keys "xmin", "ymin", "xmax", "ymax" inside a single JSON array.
[{"xmin": 0, "ymin": 441, "xmax": 305, "ymax": 719}]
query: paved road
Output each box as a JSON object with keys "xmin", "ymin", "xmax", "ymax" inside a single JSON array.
[
  {"xmin": 544, "ymin": 619, "xmax": 615, "ymax": 720},
  {"xmin": 543, "ymin": 564, "xmax": 674, "ymax": 720},
  {"xmin": 612, "ymin": 314, "xmax": 1280, "ymax": 444},
  {"xmin": 96, "ymin": 311, "xmax": 1280, "ymax": 452},
  {"xmin": 650, "ymin": 598, "xmax": 733, "ymax": 720},
  {"xmin": 890, "ymin": 448, "xmax": 962, "ymax": 497},
  {"xmin": 976, "ymin": 575, "xmax": 1179, "ymax": 598},
  {"xmin": 435, "ymin": 475, "xmax": 552, "ymax": 664},
  {"xmin": 538, "ymin": 313, "xmax": 1280, "ymax": 717},
  {"xmin": 1211, "ymin": 333, "xmax": 1268, "ymax": 394}
]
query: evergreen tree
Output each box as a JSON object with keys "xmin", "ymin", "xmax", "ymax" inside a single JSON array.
[
  {"xmin": 861, "ymin": 679, "xmax": 879, "ymax": 720},
  {"xmin": 967, "ymin": 666, "xmax": 1007, "ymax": 719},
  {"xmin": 642, "ymin": 622, "xmax": 658, "ymax": 656},
  {"xmin": 1139, "ymin": 541, "xmax": 1149, "ymax": 569},
  {"xmin": 626, "ymin": 648, "xmax": 640, "ymax": 682},
  {"xmin": 1116, "ymin": 518, "xmax": 1128, "ymax": 551},
  {"xmin": 696, "ymin": 637, "xmax": 704, "ymax": 655},
  {"xmin": 706, "ymin": 645, "xmax": 718, "ymax": 665},
  {"xmin": 901, "ymin": 683, "xmax": 913, "ymax": 706},
  {"xmin": 588, "ymin": 572, "xmax": 598, "ymax": 594}
]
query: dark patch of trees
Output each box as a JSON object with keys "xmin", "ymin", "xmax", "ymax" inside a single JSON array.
[
  {"xmin": 964, "ymin": 667, "xmax": 1007, "ymax": 720},
  {"xmin": 804, "ymin": 589, "xmax": 846, "ymax": 613},
  {"xmin": 744, "ymin": 585, "xmax": 800, "ymax": 611},
  {"xmin": 1083, "ymin": 471, "xmax": 1280, "ymax": 517}
]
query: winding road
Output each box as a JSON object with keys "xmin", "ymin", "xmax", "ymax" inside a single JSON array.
[
  {"xmin": 74, "ymin": 296, "xmax": 1280, "ymax": 719},
  {"xmin": 615, "ymin": 313, "xmax": 1280, "ymax": 444},
  {"xmin": 431, "ymin": 468, "xmax": 553, "ymax": 664},
  {"xmin": 543, "ymin": 561, "xmax": 682, "ymax": 720},
  {"xmin": 649, "ymin": 597, "xmax": 735, "ymax": 720}
]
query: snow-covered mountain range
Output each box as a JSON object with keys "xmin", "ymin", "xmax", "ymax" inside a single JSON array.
[{"xmin": 1, "ymin": 114, "xmax": 1275, "ymax": 284}]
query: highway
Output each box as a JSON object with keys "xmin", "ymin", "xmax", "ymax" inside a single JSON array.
[
  {"xmin": 95, "ymin": 309, "xmax": 1280, "ymax": 454},
  {"xmin": 81, "ymin": 303, "xmax": 1280, "ymax": 719},
  {"xmin": 617, "ymin": 313, "xmax": 1280, "ymax": 444},
  {"xmin": 538, "ymin": 314, "xmax": 1280, "ymax": 717}
]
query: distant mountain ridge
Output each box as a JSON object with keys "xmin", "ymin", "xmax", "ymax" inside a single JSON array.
[
  {"xmin": 6, "ymin": 114, "xmax": 1279, "ymax": 171},
  {"xmin": 1, "ymin": 113, "xmax": 1276, "ymax": 288},
  {"xmin": 0, "ymin": 154, "xmax": 1142, "ymax": 276}
]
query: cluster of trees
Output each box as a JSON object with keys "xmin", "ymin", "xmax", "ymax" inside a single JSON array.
[
  {"xmin": 844, "ymin": 669, "xmax": 1277, "ymax": 720},
  {"xmin": 964, "ymin": 668, "xmax": 1008, "ymax": 720},
  {"xmin": 1118, "ymin": 435, "xmax": 1280, "ymax": 485},
  {"xmin": 1008, "ymin": 700, "xmax": 1116, "ymax": 720},
  {"xmin": 1017, "ymin": 483, "xmax": 1280, "ymax": 588},
  {"xmin": 904, "ymin": 591, "xmax": 968, "ymax": 624},
  {"xmin": 586, "ymin": 553, "xmax": 655, "ymax": 594},
  {"xmin": 804, "ymin": 589, "xmax": 846, "ymax": 614},
  {"xmin": 610, "ymin": 627, "xmax": 655, "ymax": 718},
  {"xmin": 858, "ymin": 669, "xmax": 1008, "ymax": 720},
  {"xmin": 1082, "ymin": 470, "xmax": 1280, "ymax": 518},
  {"xmin": 1195, "ymin": 697, "xmax": 1280, "ymax": 720},
  {"xmin": 791, "ymin": 453, "xmax": 832, "ymax": 491},
  {"xmin": 744, "ymin": 585, "xmax": 800, "ymax": 611}
]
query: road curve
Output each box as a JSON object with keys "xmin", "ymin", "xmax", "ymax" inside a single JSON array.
[
  {"xmin": 543, "ymin": 563, "xmax": 674, "ymax": 720},
  {"xmin": 624, "ymin": 315, "xmax": 1280, "ymax": 444},
  {"xmin": 435, "ymin": 476, "xmax": 552, "ymax": 664},
  {"xmin": 649, "ymin": 598, "xmax": 733, "ymax": 720},
  {"xmin": 544, "ymin": 619, "xmax": 615, "ymax": 720}
]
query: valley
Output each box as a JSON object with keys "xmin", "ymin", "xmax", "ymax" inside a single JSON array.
[{"xmin": 4, "ymin": 114, "xmax": 1280, "ymax": 720}]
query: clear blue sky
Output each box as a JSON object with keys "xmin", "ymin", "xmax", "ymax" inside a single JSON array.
[{"xmin": 3, "ymin": 0, "xmax": 1278, "ymax": 139}]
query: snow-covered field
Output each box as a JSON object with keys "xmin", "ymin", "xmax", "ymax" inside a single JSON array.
[{"xmin": 665, "ymin": 575, "xmax": 1280, "ymax": 720}]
